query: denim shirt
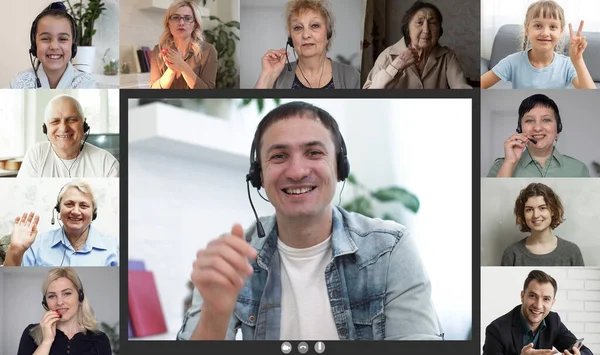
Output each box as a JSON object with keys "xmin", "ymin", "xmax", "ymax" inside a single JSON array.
[{"xmin": 177, "ymin": 206, "xmax": 443, "ymax": 340}]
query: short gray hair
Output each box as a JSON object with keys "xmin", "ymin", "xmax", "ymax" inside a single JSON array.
[{"xmin": 44, "ymin": 94, "xmax": 85, "ymax": 124}]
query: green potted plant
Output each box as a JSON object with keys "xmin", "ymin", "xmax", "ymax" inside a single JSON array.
[
  {"xmin": 100, "ymin": 321, "xmax": 119, "ymax": 354},
  {"xmin": 62, "ymin": 0, "xmax": 107, "ymax": 73},
  {"xmin": 341, "ymin": 173, "xmax": 419, "ymax": 223},
  {"xmin": 203, "ymin": 15, "xmax": 240, "ymax": 89}
]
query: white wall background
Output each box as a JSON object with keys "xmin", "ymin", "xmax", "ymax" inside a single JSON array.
[
  {"xmin": 0, "ymin": 178, "xmax": 119, "ymax": 240},
  {"xmin": 0, "ymin": 0, "xmax": 120, "ymax": 86},
  {"xmin": 239, "ymin": 0, "xmax": 363, "ymax": 88},
  {"xmin": 0, "ymin": 89, "xmax": 120, "ymax": 159},
  {"xmin": 128, "ymin": 98, "xmax": 472, "ymax": 340},
  {"xmin": 0, "ymin": 267, "xmax": 119, "ymax": 355},
  {"xmin": 481, "ymin": 0, "xmax": 600, "ymax": 60},
  {"xmin": 481, "ymin": 178, "xmax": 600, "ymax": 266},
  {"xmin": 481, "ymin": 267, "xmax": 600, "ymax": 352},
  {"xmin": 480, "ymin": 90, "xmax": 600, "ymax": 177}
]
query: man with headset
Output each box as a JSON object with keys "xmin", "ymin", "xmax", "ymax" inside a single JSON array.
[
  {"xmin": 18, "ymin": 94, "xmax": 119, "ymax": 178},
  {"xmin": 487, "ymin": 94, "xmax": 589, "ymax": 177},
  {"xmin": 177, "ymin": 101, "xmax": 442, "ymax": 340},
  {"xmin": 2, "ymin": 179, "xmax": 119, "ymax": 267}
]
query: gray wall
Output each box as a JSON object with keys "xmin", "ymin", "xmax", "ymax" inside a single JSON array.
[
  {"xmin": 481, "ymin": 90, "xmax": 600, "ymax": 177},
  {"xmin": 1, "ymin": 267, "xmax": 119, "ymax": 355},
  {"xmin": 481, "ymin": 178, "xmax": 600, "ymax": 266},
  {"xmin": 239, "ymin": 0, "xmax": 363, "ymax": 88}
]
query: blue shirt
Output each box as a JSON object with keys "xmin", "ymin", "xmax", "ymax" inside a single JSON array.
[
  {"xmin": 177, "ymin": 206, "xmax": 443, "ymax": 340},
  {"xmin": 492, "ymin": 50, "xmax": 576, "ymax": 89},
  {"xmin": 21, "ymin": 226, "xmax": 119, "ymax": 267}
]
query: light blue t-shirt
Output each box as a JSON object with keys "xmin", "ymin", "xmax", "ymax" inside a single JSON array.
[
  {"xmin": 492, "ymin": 50, "xmax": 577, "ymax": 89},
  {"xmin": 21, "ymin": 226, "xmax": 119, "ymax": 266}
]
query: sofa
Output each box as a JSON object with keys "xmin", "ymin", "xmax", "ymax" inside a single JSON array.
[{"xmin": 481, "ymin": 24, "xmax": 600, "ymax": 88}]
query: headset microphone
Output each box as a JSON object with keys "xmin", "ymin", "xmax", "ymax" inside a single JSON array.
[
  {"xmin": 285, "ymin": 37, "xmax": 293, "ymax": 72},
  {"xmin": 51, "ymin": 209, "xmax": 55, "ymax": 225},
  {"xmin": 528, "ymin": 138, "xmax": 537, "ymax": 145},
  {"xmin": 246, "ymin": 177, "xmax": 265, "ymax": 238}
]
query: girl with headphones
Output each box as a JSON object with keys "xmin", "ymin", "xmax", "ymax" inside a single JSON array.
[
  {"xmin": 16, "ymin": 267, "xmax": 111, "ymax": 355},
  {"xmin": 9, "ymin": 2, "xmax": 97, "ymax": 89}
]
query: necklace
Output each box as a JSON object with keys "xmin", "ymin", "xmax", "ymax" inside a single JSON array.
[{"xmin": 297, "ymin": 56, "xmax": 326, "ymax": 88}]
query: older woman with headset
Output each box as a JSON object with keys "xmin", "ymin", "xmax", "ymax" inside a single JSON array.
[
  {"xmin": 2, "ymin": 180, "xmax": 119, "ymax": 267},
  {"xmin": 254, "ymin": 0, "xmax": 360, "ymax": 89},
  {"xmin": 488, "ymin": 94, "xmax": 589, "ymax": 177},
  {"xmin": 150, "ymin": 0, "xmax": 218, "ymax": 89},
  {"xmin": 17, "ymin": 267, "xmax": 111, "ymax": 355}
]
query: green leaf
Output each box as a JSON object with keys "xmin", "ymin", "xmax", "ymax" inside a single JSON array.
[
  {"xmin": 347, "ymin": 173, "xmax": 357, "ymax": 185},
  {"xmin": 274, "ymin": 98, "xmax": 281, "ymax": 105},
  {"xmin": 224, "ymin": 21, "xmax": 240, "ymax": 29},
  {"xmin": 382, "ymin": 213, "xmax": 396, "ymax": 222},
  {"xmin": 370, "ymin": 187, "xmax": 420, "ymax": 213},
  {"xmin": 341, "ymin": 196, "xmax": 373, "ymax": 217},
  {"xmin": 226, "ymin": 38, "xmax": 235, "ymax": 57},
  {"xmin": 204, "ymin": 32, "xmax": 215, "ymax": 44}
]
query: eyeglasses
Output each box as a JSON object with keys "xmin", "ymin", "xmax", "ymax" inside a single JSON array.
[{"xmin": 169, "ymin": 15, "xmax": 195, "ymax": 24}]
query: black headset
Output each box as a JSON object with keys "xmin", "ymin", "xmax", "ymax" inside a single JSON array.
[
  {"xmin": 42, "ymin": 275, "xmax": 85, "ymax": 311},
  {"xmin": 43, "ymin": 120, "xmax": 90, "ymax": 152},
  {"xmin": 246, "ymin": 118, "xmax": 350, "ymax": 191},
  {"xmin": 30, "ymin": 2, "xmax": 78, "ymax": 59},
  {"xmin": 55, "ymin": 182, "xmax": 98, "ymax": 222},
  {"xmin": 516, "ymin": 110, "xmax": 563, "ymax": 134}
]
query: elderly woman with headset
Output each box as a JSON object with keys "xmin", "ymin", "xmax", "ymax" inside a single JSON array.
[
  {"xmin": 2, "ymin": 180, "xmax": 119, "ymax": 267},
  {"xmin": 254, "ymin": 0, "xmax": 360, "ymax": 89},
  {"xmin": 488, "ymin": 94, "xmax": 589, "ymax": 177},
  {"xmin": 363, "ymin": 0, "xmax": 470, "ymax": 89},
  {"xmin": 17, "ymin": 267, "xmax": 111, "ymax": 355},
  {"xmin": 150, "ymin": 0, "xmax": 218, "ymax": 89}
]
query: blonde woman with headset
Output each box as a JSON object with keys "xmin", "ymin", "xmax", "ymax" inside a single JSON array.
[{"xmin": 17, "ymin": 267, "xmax": 111, "ymax": 355}]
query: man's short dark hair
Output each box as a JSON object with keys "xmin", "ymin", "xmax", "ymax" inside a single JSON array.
[
  {"xmin": 401, "ymin": 1, "xmax": 444, "ymax": 47},
  {"xmin": 523, "ymin": 270, "xmax": 558, "ymax": 297},
  {"xmin": 251, "ymin": 101, "xmax": 343, "ymax": 165}
]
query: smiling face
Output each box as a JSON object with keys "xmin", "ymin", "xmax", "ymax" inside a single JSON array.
[
  {"xmin": 59, "ymin": 187, "xmax": 94, "ymax": 232},
  {"xmin": 45, "ymin": 277, "xmax": 80, "ymax": 322},
  {"xmin": 408, "ymin": 8, "xmax": 440, "ymax": 50},
  {"xmin": 525, "ymin": 16, "xmax": 563, "ymax": 51},
  {"xmin": 259, "ymin": 116, "xmax": 338, "ymax": 220},
  {"xmin": 289, "ymin": 10, "xmax": 329, "ymax": 58},
  {"xmin": 35, "ymin": 15, "xmax": 73, "ymax": 73},
  {"xmin": 520, "ymin": 280, "xmax": 555, "ymax": 331},
  {"xmin": 46, "ymin": 97, "xmax": 85, "ymax": 158},
  {"xmin": 524, "ymin": 195, "xmax": 553, "ymax": 233},
  {"xmin": 520, "ymin": 105, "xmax": 558, "ymax": 151},
  {"xmin": 167, "ymin": 5, "xmax": 196, "ymax": 40}
]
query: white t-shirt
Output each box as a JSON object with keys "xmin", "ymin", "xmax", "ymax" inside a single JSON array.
[
  {"xmin": 17, "ymin": 141, "xmax": 119, "ymax": 178},
  {"xmin": 278, "ymin": 235, "xmax": 339, "ymax": 340}
]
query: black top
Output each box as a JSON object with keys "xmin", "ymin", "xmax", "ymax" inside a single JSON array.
[
  {"xmin": 291, "ymin": 74, "xmax": 334, "ymax": 89},
  {"xmin": 17, "ymin": 323, "xmax": 112, "ymax": 355},
  {"xmin": 483, "ymin": 305, "xmax": 593, "ymax": 355}
]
